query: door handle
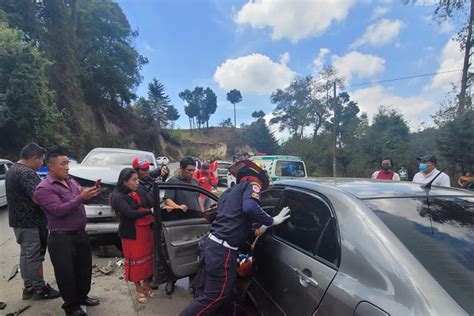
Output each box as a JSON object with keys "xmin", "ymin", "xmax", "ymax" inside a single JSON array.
[{"xmin": 292, "ymin": 267, "xmax": 319, "ymax": 288}]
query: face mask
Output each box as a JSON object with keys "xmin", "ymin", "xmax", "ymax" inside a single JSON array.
[
  {"xmin": 381, "ymin": 165, "xmax": 391, "ymax": 171},
  {"xmin": 419, "ymin": 163, "xmax": 428, "ymax": 172}
]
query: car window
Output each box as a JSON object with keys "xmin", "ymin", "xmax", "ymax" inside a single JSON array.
[
  {"xmin": 0, "ymin": 164, "xmax": 6, "ymax": 178},
  {"xmin": 365, "ymin": 197, "xmax": 474, "ymax": 315},
  {"xmin": 82, "ymin": 151, "xmax": 155, "ymax": 167},
  {"xmin": 274, "ymin": 190, "xmax": 332, "ymax": 258},
  {"xmin": 260, "ymin": 188, "xmax": 283, "ymax": 211},
  {"xmin": 315, "ymin": 218, "xmax": 340, "ymax": 266},
  {"xmin": 275, "ymin": 160, "xmax": 305, "ymax": 177}
]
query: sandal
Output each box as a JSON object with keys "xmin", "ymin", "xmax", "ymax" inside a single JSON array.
[
  {"xmin": 136, "ymin": 288, "xmax": 148, "ymax": 304},
  {"xmin": 141, "ymin": 281, "xmax": 155, "ymax": 298}
]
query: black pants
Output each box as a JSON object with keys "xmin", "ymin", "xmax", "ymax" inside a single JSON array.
[
  {"xmin": 181, "ymin": 238, "xmax": 238, "ymax": 316},
  {"xmin": 48, "ymin": 231, "xmax": 92, "ymax": 314}
]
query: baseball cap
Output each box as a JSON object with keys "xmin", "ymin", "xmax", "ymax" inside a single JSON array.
[
  {"xmin": 417, "ymin": 155, "xmax": 437, "ymax": 164},
  {"xmin": 132, "ymin": 158, "xmax": 151, "ymax": 170}
]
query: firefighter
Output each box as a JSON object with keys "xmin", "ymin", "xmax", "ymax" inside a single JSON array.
[{"xmin": 180, "ymin": 160, "xmax": 291, "ymax": 316}]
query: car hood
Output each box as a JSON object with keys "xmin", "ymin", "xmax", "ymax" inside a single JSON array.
[{"xmin": 69, "ymin": 165, "xmax": 125, "ymax": 185}]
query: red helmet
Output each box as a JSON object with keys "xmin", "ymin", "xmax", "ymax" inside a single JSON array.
[{"xmin": 230, "ymin": 159, "xmax": 270, "ymax": 190}]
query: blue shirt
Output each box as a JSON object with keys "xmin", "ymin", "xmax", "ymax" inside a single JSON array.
[{"xmin": 211, "ymin": 180, "xmax": 273, "ymax": 247}]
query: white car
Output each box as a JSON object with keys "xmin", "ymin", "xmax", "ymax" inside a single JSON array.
[
  {"xmin": 0, "ymin": 159, "xmax": 13, "ymax": 207},
  {"xmin": 69, "ymin": 148, "xmax": 157, "ymax": 237},
  {"xmin": 156, "ymin": 156, "xmax": 170, "ymax": 165}
]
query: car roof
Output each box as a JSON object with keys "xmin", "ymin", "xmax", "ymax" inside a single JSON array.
[
  {"xmin": 274, "ymin": 177, "xmax": 474, "ymax": 199},
  {"xmin": 89, "ymin": 147, "xmax": 154, "ymax": 155}
]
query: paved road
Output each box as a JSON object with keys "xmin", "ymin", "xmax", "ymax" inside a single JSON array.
[{"xmin": 0, "ymin": 205, "xmax": 193, "ymax": 315}]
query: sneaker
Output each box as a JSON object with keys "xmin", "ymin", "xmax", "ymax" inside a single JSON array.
[
  {"xmin": 22, "ymin": 287, "xmax": 34, "ymax": 300},
  {"xmin": 32, "ymin": 283, "xmax": 61, "ymax": 300}
]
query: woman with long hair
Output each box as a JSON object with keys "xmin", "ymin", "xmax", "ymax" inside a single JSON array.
[{"xmin": 111, "ymin": 168, "xmax": 155, "ymax": 304}]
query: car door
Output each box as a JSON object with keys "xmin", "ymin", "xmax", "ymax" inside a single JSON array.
[
  {"xmin": 253, "ymin": 187, "xmax": 340, "ymax": 315},
  {"xmin": 0, "ymin": 162, "xmax": 8, "ymax": 207},
  {"xmin": 152, "ymin": 182, "xmax": 219, "ymax": 283}
]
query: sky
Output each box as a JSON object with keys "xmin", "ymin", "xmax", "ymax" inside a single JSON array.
[{"xmin": 115, "ymin": 0, "xmax": 467, "ymax": 137}]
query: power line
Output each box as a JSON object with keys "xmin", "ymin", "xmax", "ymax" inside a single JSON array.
[{"xmin": 347, "ymin": 69, "xmax": 463, "ymax": 88}]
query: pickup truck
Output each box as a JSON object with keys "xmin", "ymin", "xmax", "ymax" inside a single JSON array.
[{"xmin": 69, "ymin": 147, "xmax": 157, "ymax": 240}]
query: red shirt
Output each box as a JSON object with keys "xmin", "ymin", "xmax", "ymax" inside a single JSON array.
[
  {"xmin": 194, "ymin": 169, "xmax": 217, "ymax": 192},
  {"xmin": 209, "ymin": 161, "xmax": 218, "ymax": 173}
]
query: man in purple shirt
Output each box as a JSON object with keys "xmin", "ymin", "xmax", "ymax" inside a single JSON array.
[{"xmin": 35, "ymin": 150, "xmax": 100, "ymax": 316}]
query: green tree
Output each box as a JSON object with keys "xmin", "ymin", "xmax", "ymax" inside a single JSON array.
[
  {"xmin": 245, "ymin": 119, "xmax": 280, "ymax": 154},
  {"xmin": 361, "ymin": 107, "xmax": 411, "ymax": 172},
  {"xmin": 252, "ymin": 110, "xmax": 265, "ymax": 120},
  {"xmin": 201, "ymin": 88, "xmax": 217, "ymax": 129},
  {"xmin": 166, "ymin": 106, "xmax": 180, "ymax": 129},
  {"xmin": 147, "ymin": 78, "xmax": 171, "ymax": 128},
  {"xmin": 226, "ymin": 89, "xmax": 242, "ymax": 127},
  {"xmin": 270, "ymin": 77, "xmax": 314, "ymax": 139},
  {"xmin": 179, "ymin": 89, "xmax": 198, "ymax": 131},
  {"xmin": 179, "ymin": 87, "xmax": 217, "ymax": 131},
  {"xmin": 75, "ymin": 0, "xmax": 148, "ymax": 107},
  {"xmin": 323, "ymin": 93, "xmax": 366, "ymax": 175},
  {"xmin": 437, "ymin": 110, "xmax": 474, "ymax": 174},
  {"xmin": 0, "ymin": 25, "xmax": 71, "ymax": 151},
  {"xmin": 219, "ymin": 118, "xmax": 233, "ymax": 128}
]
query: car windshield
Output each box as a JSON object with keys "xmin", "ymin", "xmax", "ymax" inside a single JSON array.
[
  {"xmin": 82, "ymin": 151, "xmax": 154, "ymax": 167},
  {"xmin": 364, "ymin": 196, "xmax": 474, "ymax": 314},
  {"xmin": 275, "ymin": 160, "xmax": 306, "ymax": 177}
]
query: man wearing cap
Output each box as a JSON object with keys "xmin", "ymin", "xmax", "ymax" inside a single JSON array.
[
  {"xmin": 180, "ymin": 160, "xmax": 291, "ymax": 316},
  {"xmin": 132, "ymin": 158, "xmax": 169, "ymax": 193},
  {"xmin": 412, "ymin": 155, "xmax": 451, "ymax": 187}
]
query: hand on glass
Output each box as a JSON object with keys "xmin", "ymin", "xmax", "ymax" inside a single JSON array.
[{"xmin": 272, "ymin": 206, "xmax": 291, "ymax": 226}]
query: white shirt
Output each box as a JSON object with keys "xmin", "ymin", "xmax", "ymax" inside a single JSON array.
[{"xmin": 412, "ymin": 168, "xmax": 451, "ymax": 187}]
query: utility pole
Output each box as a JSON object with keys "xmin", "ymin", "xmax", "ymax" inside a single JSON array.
[{"xmin": 332, "ymin": 81, "xmax": 337, "ymax": 178}]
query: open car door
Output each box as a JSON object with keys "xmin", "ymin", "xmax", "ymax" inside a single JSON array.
[{"xmin": 152, "ymin": 182, "xmax": 219, "ymax": 285}]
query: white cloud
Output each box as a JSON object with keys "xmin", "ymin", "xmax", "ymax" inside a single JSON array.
[
  {"xmin": 279, "ymin": 52, "xmax": 290, "ymax": 65},
  {"xmin": 371, "ymin": 6, "xmax": 390, "ymax": 20},
  {"xmin": 144, "ymin": 42, "xmax": 157, "ymax": 53},
  {"xmin": 313, "ymin": 48, "xmax": 330, "ymax": 72},
  {"xmin": 425, "ymin": 38, "xmax": 463, "ymax": 92},
  {"xmin": 439, "ymin": 20, "xmax": 454, "ymax": 34},
  {"xmin": 351, "ymin": 85, "xmax": 433, "ymax": 126},
  {"xmin": 350, "ymin": 19, "xmax": 405, "ymax": 48},
  {"xmin": 213, "ymin": 53, "xmax": 296, "ymax": 94},
  {"xmin": 332, "ymin": 51, "xmax": 385, "ymax": 82},
  {"xmin": 235, "ymin": 0, "xmax": 356, "ymax": 43}
]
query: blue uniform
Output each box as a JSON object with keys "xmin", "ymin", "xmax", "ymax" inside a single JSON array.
[{"xmin": 180, "ymin": 180, "xmax": 273, "ymax": 315}]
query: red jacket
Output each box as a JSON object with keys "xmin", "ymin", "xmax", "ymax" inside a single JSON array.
[
  {"xmin": 194, "ymin": 169, "xmax": 217, "ymax": 192},
  {"xmin": 209, "ymin": 161, "xmax": 218, "ymax": 173}
]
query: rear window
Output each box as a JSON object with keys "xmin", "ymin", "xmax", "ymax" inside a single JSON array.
[
  {"xmin": 275, "ymin": 160, "xmax": 305, "ymax": 177},
  {"xmin": 365, "ymin": 197, "xmax": 474, "ymax": 314}
]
